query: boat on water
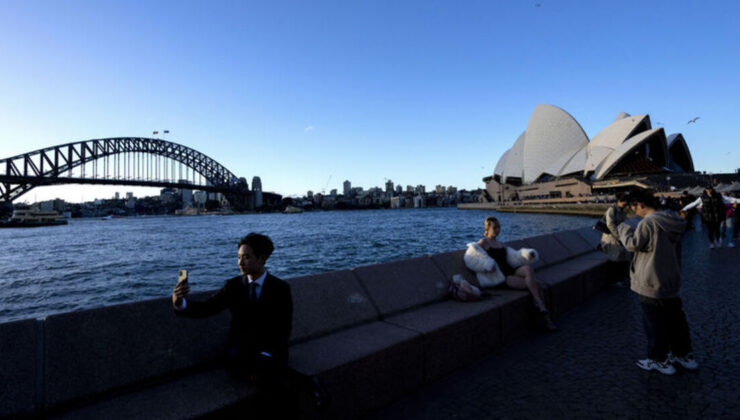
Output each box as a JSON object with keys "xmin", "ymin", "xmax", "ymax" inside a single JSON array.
[
  {"xmin": 0, "ymin": 208, "xmax": 68, "ymax": 228},
  {"xmin": 283, "ymin": 205, "xmax": 304, "ymax": 214}
]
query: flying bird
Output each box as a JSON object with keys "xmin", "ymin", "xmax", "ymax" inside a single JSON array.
[{"xmin": 687, "ymin": 117, "xmax": 700, "ymax": 124}]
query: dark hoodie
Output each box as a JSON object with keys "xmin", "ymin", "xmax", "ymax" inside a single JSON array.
[{"xmin": 617, "ymin": 211, "xmax": 686, "ymax": 299}]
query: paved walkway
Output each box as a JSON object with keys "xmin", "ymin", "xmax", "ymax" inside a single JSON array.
[{"xmin": 369, "ymin": 228, "xmax": 740, "ymax": 419}]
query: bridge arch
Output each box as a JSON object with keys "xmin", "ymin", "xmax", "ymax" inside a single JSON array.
[{"xmin": 0, "ymin": 137, "xmax": 248, "ymax": 203}]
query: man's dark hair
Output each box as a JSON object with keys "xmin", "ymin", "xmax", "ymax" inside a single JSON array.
[
  {"xmin": 615, "ymin": 192, "xmax": 628, "ymax": 202},
  {"xmin": 627, "ymin": 189, "xmax": 659, "ymax": 209},
  {"xmin": 238, "ymin": 233, "xmax": 274, "ymax": 259}
]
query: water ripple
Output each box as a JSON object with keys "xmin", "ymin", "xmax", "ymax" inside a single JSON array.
[{"xmin": 0, "ymin": 208, "xmax": 593, "ymax": 322}]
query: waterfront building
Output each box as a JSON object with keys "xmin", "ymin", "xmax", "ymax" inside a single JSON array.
[
  {"xmin": 435, "ymin": 185, "xmax": 446, "ymax": 194},
  {"xmin": 385, "ymin": 179, "xmax": 394, "ymax": 195},
  {"xmin": 252, "ymin": 176, "xmax": 263, "ymax": 208},
  {"xmin": 415, "ymin": 185, "xmax": 426, "ymax": 194},
  {"xmin": 307, "ymin": 190, "xmax": 313, "ymax": 200},
  {"xmin": 330, "ymin": 189, "xmax": 337, "ymax": 198},
  {"xmin": 343, "ymin": 180, "xmax": 351, "ymax": 196},
  {"xmin": 486, "ymin": 104, "xmax": 697, "ymax": 201}
]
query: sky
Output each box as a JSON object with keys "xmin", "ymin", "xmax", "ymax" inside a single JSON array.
[{"xmin": 1, "ymin": 0, "xmax": 738, "ymax": 203}]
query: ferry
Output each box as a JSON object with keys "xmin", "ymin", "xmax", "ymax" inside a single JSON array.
[
  {"xmin": 0, "ymin": 208, "xmax": 68, "ymax": 228},
  {"xmin": 283, "ymin": 205, "xmax": 304, "ymax": 214}
]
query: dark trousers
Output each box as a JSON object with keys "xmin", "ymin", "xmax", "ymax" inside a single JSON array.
[
  {"xmin": 225, "ymin": 351, "xmax": 316, "ymax": 418},
  {"xmin": 639, "ymin": 295, "xmax": 693, "ymax": 361},
  {"xmin": 705, "ymin": 220, "xmax": 721, "ymax": 242}
]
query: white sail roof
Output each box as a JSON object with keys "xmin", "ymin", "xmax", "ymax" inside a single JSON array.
[
  {"xmin": 522, "ymin": 105, "xmax": 589, "ymax": 183},
  {"xmin": 584, "ymin": 114, "xmax": 650, "ymax": 174},
  {"xmin": 594, "ymin": 128, "xmax": 666, "ymax": 180}
]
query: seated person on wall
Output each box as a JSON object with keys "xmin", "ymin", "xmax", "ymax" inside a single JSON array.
[
  {"xmin": 599, "ymin": 192, "xmax": 632, "ymax": 287},
  {"xmin": 172, "ymin": 233, "xmax": 316, "ymax": 414},
  {"xmin": 172, "ymin": 233, "xmax": 292, "ymax": 375},
  {"xmin": 464, "ymin": 216, "xmax": 557, "ymax": 331}
]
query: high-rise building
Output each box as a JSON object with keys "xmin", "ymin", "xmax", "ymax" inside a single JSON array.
[
  {"xmin": 415, "ymin": 185, "xmax": 426, "ymax": 194},
  {"xmin": 343, "ymin": 180, "xmax": 351, "ymax": 196},
  {"xmin": 385, "ymin": 179, "xmax": 394, "ymax": 195},
  {"xmin": 252, "ymin": 176, "xmax": 263, "ymax": 208},
  {"xmin": 395, "ymin": 185, "xmax": 403, "ymax": 195}
]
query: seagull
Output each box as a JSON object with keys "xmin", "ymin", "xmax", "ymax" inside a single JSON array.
[{"xmin": 687, "ymin": 117, "xmax": 700, "ymax": 124}]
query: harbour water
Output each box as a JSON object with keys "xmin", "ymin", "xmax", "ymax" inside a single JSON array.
[{"xmin": 0, "ymin": 208, "xmax": 595, "ymax": 323}]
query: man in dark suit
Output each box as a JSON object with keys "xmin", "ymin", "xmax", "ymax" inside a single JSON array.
[{"xmin": 172, "ymin": 233, "xmax": 293, "ymax": 412}]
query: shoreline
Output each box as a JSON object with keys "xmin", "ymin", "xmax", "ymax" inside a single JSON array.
[{"xmin": 458, "ymin": 202, "xmax": 608, "ymax": 217}]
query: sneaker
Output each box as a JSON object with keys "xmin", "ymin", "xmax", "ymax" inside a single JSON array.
[
  {"xmin": 669, "ymin": 352, "xmax": 699, "ymax": 370},
  {"xmin": 729, "ymin": 241, "xmax": 735, "ymax": 248},
  {"xmin": 710, "ymin": 243, "xmax": 715, "ymax": 249},
  {"xmin": 716, "ymin": 239, "xmax": 723, "ymax": 248},
  {"xmin": 636, "ymin": 358, "xmax": 676, "ymax": 375}
]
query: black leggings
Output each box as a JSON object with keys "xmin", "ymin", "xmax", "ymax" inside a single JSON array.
[{"xmin": 706, "ymin": 221, "xmax": 721, "ymax": 242}]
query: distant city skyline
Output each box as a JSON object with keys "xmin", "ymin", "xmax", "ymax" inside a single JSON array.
[{"xmin": 2, "ymin": 1, "xmax": 739, "ymax": 203}]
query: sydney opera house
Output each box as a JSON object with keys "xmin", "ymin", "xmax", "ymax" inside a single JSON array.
[{"xmin": 485, "ymin": 104, "xmax": 696, "ymax": 202}]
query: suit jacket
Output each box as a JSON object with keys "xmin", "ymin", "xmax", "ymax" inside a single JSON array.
[{"xmin": 175, "ymin": 273, "xmax": 293, "ymax": 364}]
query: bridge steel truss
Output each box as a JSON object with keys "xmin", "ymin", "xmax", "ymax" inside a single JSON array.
[{"xmin": 0, "ymin": 138, "xmax": 247, "ymax": 203}]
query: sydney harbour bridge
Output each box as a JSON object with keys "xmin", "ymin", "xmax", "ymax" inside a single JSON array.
[{"xmin": 0, "ymin": 137, "xmax": 264, "ymax": 211}]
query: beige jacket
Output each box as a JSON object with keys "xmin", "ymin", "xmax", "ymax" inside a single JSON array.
[{"xmin": 617, "ymin": 211, "xmax": 685, "ymax": 299}]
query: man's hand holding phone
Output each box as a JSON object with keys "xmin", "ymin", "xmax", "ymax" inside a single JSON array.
[{"xmin": 172, "ymin": 269, "xmax": 190, "ymax": 308}]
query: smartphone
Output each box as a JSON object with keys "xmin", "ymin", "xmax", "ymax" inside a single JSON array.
[{"xmin": 178, "ymin": 269, "xmax": 188, "ymax": 283}]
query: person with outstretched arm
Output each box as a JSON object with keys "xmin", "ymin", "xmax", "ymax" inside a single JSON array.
[
  {"xmin": 172, "ymin": 233, "xmax": 327, "ymax": 415},
  {"xmin": 681, "ymin": 185, "xmax": 740, "ymax": 248},
  {"xmin": 618, "ymin": 190, "xmax": 696, "ymax": 375}
]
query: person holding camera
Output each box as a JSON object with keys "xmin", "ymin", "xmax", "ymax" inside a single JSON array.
[{"xmin": 617, "ymin": 190, "xmax": 696, "ymax": 375}]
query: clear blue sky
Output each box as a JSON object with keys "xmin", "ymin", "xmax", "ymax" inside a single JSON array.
[{"xmin": 1, "ymin": 0, "xmax": 738, "ymax": 202}]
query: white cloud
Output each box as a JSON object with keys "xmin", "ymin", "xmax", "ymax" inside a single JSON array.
[{"xmin": 304, "ymin": 125, "xmax": 314, "ymax": 132}]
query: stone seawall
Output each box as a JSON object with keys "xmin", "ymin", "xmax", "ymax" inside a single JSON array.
[
  {"xmin": 0, "ymin": 225, "xmax": 615, "ymax": 419},
  {"xmin": 458, "ymin": 202, "xmax": 608, "ymax": 217}
]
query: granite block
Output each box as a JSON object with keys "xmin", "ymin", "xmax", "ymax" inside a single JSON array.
[
  {"xmin": 575, "ymin": 226, "xmax": 602, "ymax": 250},
  {"xmin": 53, "ymin": 369, "xmax": 255, "ymax": 420},
  {"xmin": 289, "ymin": 321, "xmax": 423, "ymax": 418},
  {"xmin": 353, "ymin": 257, "xmax": 448, "ymax": 317},
  {"xmin": 522, "ymin": 234, "xmax": 572, "ymax": 267},
  {"xmin": 0, "ymin": 319, "xmax": 38, "ymax": 417},
  {"xmin": 430, "ymin": 249, "xmax": 480, "ymax": 287},
  {"xmin": 576, "ymin": 252, "xmax": 613, "ymax": 297},
  {"xmin": 493, "ymin": 290, "xmax": 532, "ymax": 344},
  {"xmin": 553, "ymin": 230, "xmax": 594, "ymax": 257},
  {"xmin": 43, "ymin": 294, "xmax": 229, "ymax": 407},
  {"xmin": 535, "ymin": 264, "xmax": 585, "ymax": 316},
  {"xmin": 288, "ymin": 270, "xmax": 378, "ymax": 343},
  {"xmin": 385, "ymin": 299, "xmax": 501, "ymax": 381}
]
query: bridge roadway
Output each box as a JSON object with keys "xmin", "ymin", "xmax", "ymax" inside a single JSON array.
[{"xmin": 369, "ymin": 227, "xmax": 740, "ymax": 419}]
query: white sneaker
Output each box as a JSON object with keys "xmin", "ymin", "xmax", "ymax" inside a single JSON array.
[
  {"xmin": 729, "ymin": 241, "xmax": 735, "ymax": 248},
  {"xmin": 669, "ymin": 352, "xmax": 699, "ymax": 370},
  {"xmin": 636, "ymin": 358, "xmax": 676, "ymax": 375},
  {"xmin": 710, "ymin": 243, "xmax": 715, "ymax": 249}
]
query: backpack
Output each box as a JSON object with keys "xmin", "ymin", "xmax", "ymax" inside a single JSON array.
[{"xmin": 449, "ymin": 274, "xmax": 481, "ymax": 302}]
